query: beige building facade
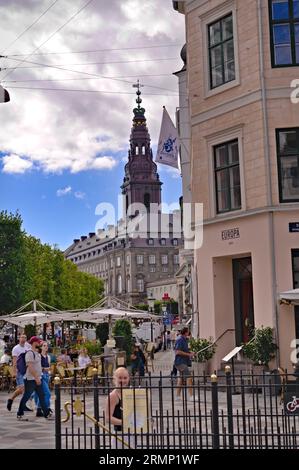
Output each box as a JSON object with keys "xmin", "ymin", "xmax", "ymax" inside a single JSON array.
[{"xmin": 174, "ymin": 0, "xmax": 299, "ymax": 369}]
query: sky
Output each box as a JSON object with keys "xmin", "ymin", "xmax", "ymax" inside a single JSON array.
[{"xmin": 0, "ymin": 0, "xmax": 185, "ymax": 250}]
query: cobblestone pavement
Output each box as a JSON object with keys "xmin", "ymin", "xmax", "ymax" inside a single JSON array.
[
  {"xmin": 0, "ymin": 349, "xmax": 175, "ymax": 449},
  {"xmin": 0, "ymin": 349, "xmax": 290, "ymax": 449}
]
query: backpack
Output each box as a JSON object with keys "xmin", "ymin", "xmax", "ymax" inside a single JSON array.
[{"xmin": 16, "ymin": 350, "xmax": 35, "ymax": 375}]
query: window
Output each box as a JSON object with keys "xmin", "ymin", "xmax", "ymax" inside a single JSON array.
[
  {"xmin": 127, "ymin": 276, "xmax": 131, "ymax": 292},
  {"xmin": 162, "ymin": 267, "xmax": 168, "ymax": 273},
  {"xmin": 126, "ymin": 254, "xmax": 130, "ymax": 266},
  {"xmin": 116, "ymin": 256, "xmax": 121, "ymax": 267},
  {"xmin": 292, "ymin": 250, "xmax": 299, "ymax": 339},
  {"xmin": 110, "ymin": 258, "xmax": 113, "ymax": 268},
  {"xmin": 137, "ymin": 278, "xmax": 144, "ymax": 292},
  {"xmin": 174, "ymin": 254, "xmax": 180, "ymax": 265},
  {"xmin": 208, "ymin": 13, "xmax": 235, "ymax": 89},
  {"xmin": 148, "ymin": 238, "xmax": 154, "ymax": 245},
  {"xmin": 160, "ymin": 238, "xmax": 166, "ymax": 245},
  {"xmin": 117, "ymin": 274, "xmax": 122, "ymax": 294},
  {"xmin": 172, "ymin": 238, "xmax": 178, "ymax": 246},
  {"xmin": 161, "ymin": 255, "xmax": 168, "ymax": 265},
  {"xmin": 214, "ymin": 139, "xmax": 241, "ymax": 213},
  {"xmin": 269, "ymin": 0, "xmax": 299, "ymax": 66},
  {"xmin": 276, "ymin": 129, "xmax": 299, "ymax": 202},
  {"xmin": 137, "ymin": 255, "xmax": 144, "ymax": 265},
  {"xmin": 149, "ymin": 267, "xmax": 156, "ymax": 273},
  {"xmin": 292, "ymin": 249, "xmax": 299, "ymax": 288},
  {"xmin": 149, "ymin": 255, "xmax": 156, "ymax": 265}
]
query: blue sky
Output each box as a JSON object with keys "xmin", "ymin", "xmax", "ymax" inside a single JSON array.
[
  {"xmin": 0, "ymin": 0, "xmax": 184, "ymax": 251},
  {"xmin": 0, "ymin": 147, "xmax": 182, "ymax": 250}
]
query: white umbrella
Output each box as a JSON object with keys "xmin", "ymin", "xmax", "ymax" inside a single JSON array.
[{"xmin": 279, "ymin": 288, "xmax": 299, "ymax": 305}]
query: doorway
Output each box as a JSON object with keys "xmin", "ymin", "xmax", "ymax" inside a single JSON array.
[{"xmin": 233, "ymin": 257, "xmax": 255, "ymax": 345}]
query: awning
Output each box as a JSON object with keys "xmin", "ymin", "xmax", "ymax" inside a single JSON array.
[{"xmin": 279, "ymin": 288, "xmax": 299, "ymax": 305}]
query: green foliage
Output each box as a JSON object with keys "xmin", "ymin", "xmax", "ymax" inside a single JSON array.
[
  {"xmin": 0, "ymin": 210, "xmax": 104, "ymax": 315},
  {"xmin": 113, "ymin": 319, "xmax": 133, "ymax": 362},
  {"xmin": 135, "ymin": 304, "xmax": 149, "ymax": 311},
  {"xmin": 96, "ymin": 323, "xmax": 109, "ymax": 346},
  {"xmin": 242, "ymin": 326, "xmax": 278, "ymax": 366},
  {"xmin": 24, "ymin": 324, "xmax": 36, "ymax": 339},
  {"xmin": 189, "ymin": 337, "xmax": 216, "ymax": 362},
  {"xmin": 153, "ymin": 299, "xmax": 178, "ymax": 315},
  {"xmin": 0, "ymin": 211, "xmax": 27, "ymax": 314},
  {"xmin": 82, "ymin": 340, "xmax": 102, "ymax": 356}
]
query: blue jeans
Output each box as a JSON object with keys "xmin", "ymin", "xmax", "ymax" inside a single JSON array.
[
  {"xmin": 34, "ymin": 373, "xmax": 51, "ymax": 409},
  {"xmin": 17, "ymin": 379, "xmax": 49, "ymax": 417}
]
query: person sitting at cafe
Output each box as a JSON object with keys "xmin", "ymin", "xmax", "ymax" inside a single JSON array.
[
  {"xmin": 78, "ymin": 348, "xmax": 91, "ymax": 369},
  {"xmin": 0, "ymin": 348, "xmax": 12, "ymax": 365},
  {"xmin": 57, "ymin": 348, "xmax": 72, "ymax": 365}
]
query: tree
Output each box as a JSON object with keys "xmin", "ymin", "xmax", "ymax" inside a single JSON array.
[
  {"xmin": 0, "ymin": 211, "xmax": 27, "ymax": 314},
  {"xmin": 0, "ymin": 210, "xmax": 104, "ymax": 314},
  {"xmin": 113, "ymin": 319, "xmax": 133, "ymax": 362}
]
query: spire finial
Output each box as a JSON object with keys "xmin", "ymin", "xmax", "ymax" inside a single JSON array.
[{"xmin": 132, "ymin": 79, "xmax": 144, "ymax": 110}]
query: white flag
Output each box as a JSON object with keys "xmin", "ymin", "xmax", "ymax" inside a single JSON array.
[
  {"xmin": 155, "ymin": 107, "xmax": 179, "ymax": 169},
  {"xmin": 0, "ymin": 85, "xmax": 10, "ymax": 103}
]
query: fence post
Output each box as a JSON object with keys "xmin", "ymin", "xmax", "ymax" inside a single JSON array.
[
  {"xmin": 54, "ymin": 376, "xmax": 61, "ymax": 450},
  {"xmin": 211, "ymin": 373, "xmax": 220, "ymax": 449},
  {"xmin": 93, "ymin": 368, "xmax": 100, "ymax": 449},
  {"xmin": 225, "ymin": 366, "xmax": 234, "ymax": 449}
]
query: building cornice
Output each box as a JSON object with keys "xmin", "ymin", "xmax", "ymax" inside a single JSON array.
[{"xmin": 194, "ymin": 204, "xmax": 299, "ymax": 227}]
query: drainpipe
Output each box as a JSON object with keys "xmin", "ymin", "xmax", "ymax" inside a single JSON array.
[{"xmin": 257, "ymin": 0, "xmax": 280, "ymax": 366}]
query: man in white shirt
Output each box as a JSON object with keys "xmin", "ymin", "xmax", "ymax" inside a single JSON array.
[
  {"xmin": 7, "ymin": 334, "xmax": 31, "ymax": 412},
  {"xmin": 0, "ymin": 348, "xmax": 11, "ymax": 364},
  {"xmin": 17, "ymin": 336, "xmax": 52, "ymax": 420}
]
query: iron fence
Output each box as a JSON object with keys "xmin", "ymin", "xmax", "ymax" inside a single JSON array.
[{"xmin": 54, "ymin": 369, "xmax": 299, "ymax": 450}]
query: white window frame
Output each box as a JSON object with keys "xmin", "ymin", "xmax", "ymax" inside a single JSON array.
[
  {"xmin": 206, "ymin": 125, "xmax": 246, "ymax": 218},
  {"xmin": 136, "ymin": 255, "xmax": 144, "ymax": 265},
  {"xmin": 161, "ymin": 255, "xmax": 168, "ymax": 265},
  {"xmin": 149, "ymin": 255, "xmax": 156, "ymax": 265},
  {"xmin": 137, "ymin": 278, "xmax": 144, "ymax": 293},
  {"xmin": 201, "ymin": 0, "xmax": 240, "ymax": 98}
]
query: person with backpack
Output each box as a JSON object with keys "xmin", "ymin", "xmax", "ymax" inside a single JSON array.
[
  {"xmin": 17, "ymin": 336, "xmax": 52, "ymax": 421},
  {"xmin": 7, "ymin": 334, "xmax": 31, "ymax": 412}
]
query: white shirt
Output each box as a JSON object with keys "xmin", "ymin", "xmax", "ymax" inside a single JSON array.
[
  {"xmin": 78, "ymin": 355, "xmax": 91, "ymax": 368},
  {"xmin": 0, "ymin": 353, "xmax": 11, "ymax": 364},
  {"xmin": 12, "ymin": 343, "xmax": 30, "ymax": 358}
]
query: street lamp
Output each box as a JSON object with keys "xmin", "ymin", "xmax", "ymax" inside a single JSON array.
[
  {"xmin": 162, "ymin": 304, "xmax": 167, "ymax": 351},
  {"xmin": 148, "ymin": 294, "xmax": 155, "ymax": 342}
]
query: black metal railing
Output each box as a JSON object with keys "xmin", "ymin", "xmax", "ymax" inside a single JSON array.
[{"xmin": 54, "ymin": 369, "xmax": 299, "ymax": 450}]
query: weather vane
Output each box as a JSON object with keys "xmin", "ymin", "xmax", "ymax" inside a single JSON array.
[{"xmin": 132, "ymin": 79, "xmax": 144, "ymax": 110}]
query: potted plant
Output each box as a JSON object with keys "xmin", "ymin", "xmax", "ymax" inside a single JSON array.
[
  {"xmin": 242, "ymin": 326, "xmax": 278, "ymax": 374},
  {"xmin": 189, "ymin": 337, "xmax": 216, "ymax": 376}
]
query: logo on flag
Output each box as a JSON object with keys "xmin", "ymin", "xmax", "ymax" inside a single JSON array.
[{"xmin": 155, "ymin": 107, "xmax": 179, "ymax": 169}]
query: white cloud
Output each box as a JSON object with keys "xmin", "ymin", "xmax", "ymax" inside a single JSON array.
[
  {"xmin": 0, "ymin": 0, "xmax": 184, "ymax": 175},
  {"xmin": 2, "ymin": 154, "xmax": 33, "ymax": 173},
  {"xmin": 56, "ymin": 186, "xmax": 72, "ymax": 197},
  {"xmin": 74, "ymin": 191, "xmax": 85, "ymax": 199}
]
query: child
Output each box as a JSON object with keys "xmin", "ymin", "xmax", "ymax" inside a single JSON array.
[{"xmin": 105, "ymin": 367, "xmax": 130, "ymax": 448}]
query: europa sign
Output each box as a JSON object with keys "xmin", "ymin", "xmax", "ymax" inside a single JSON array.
[{"xmin": 221, "ymin": 228, "xmax": 240, "ymax": 241}]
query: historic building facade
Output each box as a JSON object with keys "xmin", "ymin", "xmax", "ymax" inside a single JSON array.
[
  {"xmin": 65, "ymin": 88, "xmax": 182, "ymax": 306},
  {"xmin": 174, "ymin": 0, "xmax": 299, "ymax": 369}
]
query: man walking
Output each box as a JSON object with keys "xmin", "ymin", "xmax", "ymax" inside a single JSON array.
[
  {"xmin": 7, "ymin": 334, "xmax": 31, "ymax": 411},
  {"xmin": 17, "ymin": 336, "xmax": 52, "ymax": 420},
  {"xmin": 174, "ymin": 327, "xmax": 195, "ymax": 400}
]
